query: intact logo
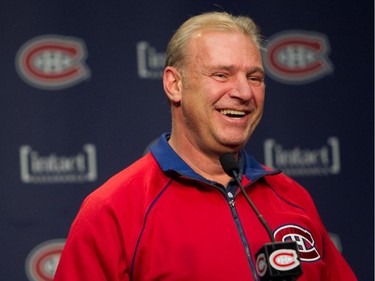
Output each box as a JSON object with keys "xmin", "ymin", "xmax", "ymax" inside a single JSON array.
[
  {"xmin": 16, "ymin": 35, "xmax": 90, "ymax": 90},
  {"xmin": 25, "ymin": 239, "xmax": 65, "ymax": 281},
  {"xmin": 274, "ymin": 225, "xmax": 320, "ymax": 262},
  {"xmin": 264, "ymin": 30, "xmax": 333, "ymax": 84},
  {"xmin": 19, "ymin": 144, "xmax": 97, "ymax": 184},
  {"xmin": 136, "ymin": 41, "xmax": 165, "ymax": 79},
  {"xmin": 264, "ymin": 137, "xmax": 341, "ymax": 177}
]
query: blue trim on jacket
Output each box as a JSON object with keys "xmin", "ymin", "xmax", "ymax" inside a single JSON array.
[{"xmin": 150, "ymin": 133, "xmax": 278, "ymax": 183}]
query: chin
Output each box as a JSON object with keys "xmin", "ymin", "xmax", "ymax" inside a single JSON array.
[
  {"xmin": 220, "ymin": 139, "xmax": 245, "ymax": 151},
  {"xmin": 214, "ymin": 131, "xmax": 249, "ymax": 149}
]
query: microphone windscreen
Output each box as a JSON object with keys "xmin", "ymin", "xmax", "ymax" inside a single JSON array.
[{"xmin": 219, "ymin": 153, "xmax": 239, "ymax": 177}]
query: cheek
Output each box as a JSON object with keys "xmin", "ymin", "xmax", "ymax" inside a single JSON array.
[
  {"xmin": 180, "ymin": 89, "xmax": 206, "ymax": 122},
  {"xmin": 182, "ymin": 76, "xmax": 227, "ymax": 113},
  {"xmin": 254, "ymin": 88, "xmax": 265, "ymax": 108},
  {"xmin": 185, "ymin": 84, "xmax": 216, "ymax": 107}
]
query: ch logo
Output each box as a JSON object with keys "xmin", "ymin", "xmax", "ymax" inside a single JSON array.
[
  {"xmin": 15, "ymin": 35, "xmax": 90, "ymax": 90},
  {"xmin": 274, "ymin": 225, "xmax": 320, "ymax": 262},
  {"xmin": 264, "ymin": 30, "xmax": 333, "ymax": 84}
]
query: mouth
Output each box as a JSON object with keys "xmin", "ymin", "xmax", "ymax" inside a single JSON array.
[{"xmin": 220, "ymin": 109, "xmax": 247, "ymax": 118}]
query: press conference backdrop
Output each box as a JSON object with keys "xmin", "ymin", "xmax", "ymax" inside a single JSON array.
[{"xmin": 0, "ymin": 0, "xmax": 373, "ymax": 280}]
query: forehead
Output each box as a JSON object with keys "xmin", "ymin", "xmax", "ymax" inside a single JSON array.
[{"xmin": 187, "ymin": 31, "xmax": 262, "ymax": 69}]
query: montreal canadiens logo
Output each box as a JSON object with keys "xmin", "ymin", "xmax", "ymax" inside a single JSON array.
[
  {"xmin": 25, "ymin": 239, "xmax": 65, "ymax": 281},
  {"xmin": 264, "ymin": 30, "xmax": 333, "ymax": 84},
  {"xmin": 256, "ymin": 253, "xmax": 268, "ymax": 277},
  {"xmin": 274, "ymin": 225, "xmax": 321, "ymax": 262},
  {"xmin": 16, "ymin": 35, "xmax": 90, "ymax": 90},
  {"xmin": 269, "ymin": 249, "xmax": 300, "ymax": 271}
]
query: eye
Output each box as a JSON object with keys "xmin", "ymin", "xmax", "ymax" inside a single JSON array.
[
  {"xmin": 248, "ymin": 75, "xmax": 264, "ymax": 86},
  {"xmin": 212, "ymin": 73, "xmax": 228, "ymax": 81}
]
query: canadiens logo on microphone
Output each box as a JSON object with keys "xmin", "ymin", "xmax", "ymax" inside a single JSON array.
[
  {"xmin": 256, "ymin": 248, "xmax": 300, "ymax": 276},
  {"xmin": 269, "ymin": 249, "xmax": 300, "ymax": 271},
  {"xmin": 264, "ymin": 30, "xmax": 333, "ymax": 84},
  {"xmin": 256, "ymin": 253, "xmax": 268, "ymax": 276},
  {"xmin": 16, "ymin": 35, "xmax": 90, "ymax": 90}
]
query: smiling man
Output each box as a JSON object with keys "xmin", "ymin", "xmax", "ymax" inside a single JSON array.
[
  {"xmin": 164, "ymin": 26, "xmax": 265, "ymax": 186},
  {"xmin": 54, "ymin": 12, "xmax": 357, "ymax": 281}
]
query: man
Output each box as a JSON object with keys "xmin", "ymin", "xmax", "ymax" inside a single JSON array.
[{"xmin": 54, "ymin": 12, "xmax": 357, "ymax": 280}]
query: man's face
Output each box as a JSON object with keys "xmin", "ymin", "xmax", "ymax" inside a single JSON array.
[{"xmin": 177, "ymin": 30, "xmax": 265, "ymax": 154}]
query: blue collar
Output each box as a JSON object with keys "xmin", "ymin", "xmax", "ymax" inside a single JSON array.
[{"xmin": 149, "ymin": 133, "xmax": 278, "ymax": 183}]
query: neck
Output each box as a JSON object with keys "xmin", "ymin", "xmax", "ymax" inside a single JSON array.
[{"xmin": 168, "ymin": 133, "xmax": 236, "ymax": 187}]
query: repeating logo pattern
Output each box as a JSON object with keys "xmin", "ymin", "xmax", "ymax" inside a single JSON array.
[
  {"xmin": 19, "ymin": 144, "xmax": 97, "ymax": 184},
  {"xmin": 15, "ymin": 35, "xmax": 90, "ymax": 90},
  {"xmin": 137, "ymin": 31, "xmax": 333, "ymax": 85},
  {"xmin": 136, "ymin": 41, "xmax": 165, "ymax": 79},
  {"xmin": 25, "ymin": 239, "xmax": 65, "ymax": 281},
  {"xmin": 264, "ymin": 137, "xmax": 341, "ymax": 176},
  {"xmin": 264, "ymin": 30, "xmax": 333, "ymax": 84}
]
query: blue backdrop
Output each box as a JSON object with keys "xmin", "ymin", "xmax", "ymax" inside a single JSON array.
[{"xmin": 1, "ymin": 1, "xmax": 373, "ymax": 280}]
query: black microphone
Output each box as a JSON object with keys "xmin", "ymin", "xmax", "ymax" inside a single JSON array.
[{"xmin": 219, "ymin": 153, "xmax": 302, "ymax": 281}]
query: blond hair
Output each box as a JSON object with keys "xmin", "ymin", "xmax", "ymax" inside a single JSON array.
[{"xmin": 165, "ymin": 11, "xmax": 263, "ymax": 69}]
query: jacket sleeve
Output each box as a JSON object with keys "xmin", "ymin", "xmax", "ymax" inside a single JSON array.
[
  {"xmin": 291, "ymin": 178, "xmax": 357, "ymax": 280},
  {"xmin": 266, "ymin": 173, "xmax": 358, "ymax": 280},
  {"xmin": 53, "ymin": 196, "xmax": 129, "ymax": 281},
  {"xmin": 305, "ymin": 194, "xmax": 358, "ymax": 280}
]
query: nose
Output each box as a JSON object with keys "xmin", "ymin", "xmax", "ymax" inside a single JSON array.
[{"xmin": 228, "ymin": 75, "xmax": 254, "ymax": 101}]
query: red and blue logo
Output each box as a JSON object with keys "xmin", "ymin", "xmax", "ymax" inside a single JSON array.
[
  {"xmin": 16, "ymin": 35, "xmax": 90, "ymax": 90},
  {"xmin": 269, "ymin": 248, "xmax": 300, "ymax": 271},
  {"xmin": 264, "ymin": 30, "xmax": 333, "ymax": 84},
  {"xmin": 25, "ymin": 239, "xmax": 65, "ymax": 281},
  {"xmin": 274, "ymin": 225, "xmax": 321, "ymax": 262}
]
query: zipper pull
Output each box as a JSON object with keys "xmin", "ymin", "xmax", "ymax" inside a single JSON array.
[{"xmin": 227, "ymin": 191, "xmax": 235, "ymax": 207}]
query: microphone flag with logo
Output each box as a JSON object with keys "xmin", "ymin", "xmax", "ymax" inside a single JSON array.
[{"xmin": 219, "ymin": 153, "xmax": 303, "ymax": 280}]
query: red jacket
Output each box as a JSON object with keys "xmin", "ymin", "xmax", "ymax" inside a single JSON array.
[{"xmin": 54, "ymin": 134, "xmax": 357, "ymax": 281}]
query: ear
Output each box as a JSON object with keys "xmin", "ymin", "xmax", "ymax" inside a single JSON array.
[{"xmin": 163, "ymin": 66, "xmax": 182, "ymax": 103}]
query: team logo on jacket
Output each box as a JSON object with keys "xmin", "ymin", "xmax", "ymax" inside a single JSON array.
[
  {"xmin": 274, "ymin": 225, "xmax": 320, "ymax": 261},
  {"xmin": 16, "ymin": 35, "xmax": 90, "ymax": 90},
  {"xmin": 25, "ymin": 239, "xmax": 65, "ymax": 281},
  {"xmin": 264, "ymin": 30, "xmax": 333, "ymax": 84}
]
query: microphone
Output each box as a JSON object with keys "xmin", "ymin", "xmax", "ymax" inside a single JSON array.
[{"xmin": 219, "ymin": 153, "xmax": 302, "ymax": 281}]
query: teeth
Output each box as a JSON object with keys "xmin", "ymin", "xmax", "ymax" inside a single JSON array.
[{"xmin": 220, "ymin": 109, "xmax": 246, "ymax": 116}]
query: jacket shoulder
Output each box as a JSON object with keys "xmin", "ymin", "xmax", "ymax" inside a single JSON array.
[
  {"xmin": 79, "ymin": 153, "xmax": 169, "ymax": 216},
  {"xmin": 264, "ymin": 171, "xmax": 317, "ymax": 212}
]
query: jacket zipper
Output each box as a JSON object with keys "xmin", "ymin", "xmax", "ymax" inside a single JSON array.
[
  {"xmin": 178, "ymin": 173, "xmax": 278, "ymax": 280},
  {"xmin": 227, "ymin": 191, "xmax": 259, "ymax": 281},
  {"xmin": 225, "ymin": 173, "xmax": 279, "ymax": 280}
]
